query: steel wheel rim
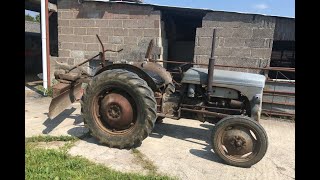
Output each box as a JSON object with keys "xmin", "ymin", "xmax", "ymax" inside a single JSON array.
[
  {"xmin": 92, "ymin": 85, "xmax": 138, "ymax": 135},
  {"xmin": 216, "ymin": 122, "xmax": 262, "ymax": 163}
]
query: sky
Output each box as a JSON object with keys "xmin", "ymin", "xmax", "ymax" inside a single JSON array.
[{"xmin": 25, "ymin": 0, "xmax": 295, "ymax": 18}]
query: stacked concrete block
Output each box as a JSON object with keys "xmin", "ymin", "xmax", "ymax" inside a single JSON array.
[
  {"xmin": 56, "ymin": 0, "xmax": 161, "ymax": 70},
  {"xmin": 194, "ymin": 12, "xmax": 276, "ymax": 73}
]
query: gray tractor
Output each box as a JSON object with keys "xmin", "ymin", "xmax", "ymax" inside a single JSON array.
[{"xmin": 49, "ymin": 30, "xmax": 268, "ymax": 168}]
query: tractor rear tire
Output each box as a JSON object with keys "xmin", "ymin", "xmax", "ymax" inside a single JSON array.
[{"xmin": 81, "ymin": 69, "xmax": 157, "ymax": 149}]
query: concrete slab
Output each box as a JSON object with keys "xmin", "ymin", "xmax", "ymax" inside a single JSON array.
[{"xmin": 25, "ymin": 94, "xmax": 295, "ymax": 180}]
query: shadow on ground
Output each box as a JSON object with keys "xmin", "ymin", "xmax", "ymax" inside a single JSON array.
[
  {"xmin": 42, "ymin": 107, "xmax": 84, "ymax": 135},
  {"xmin": 42, "ymin": 106, "xmax": 224, "ymax": 164},
  {"xmin": 150, "ymin": 121, "xmax": 223, "ymax": 164},
  {"xmin": 66, "ymin": 118, "xmax": 224, "ymax": 165}
]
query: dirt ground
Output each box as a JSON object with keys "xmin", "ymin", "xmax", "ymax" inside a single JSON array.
[{"xmin": 25, "ymin": 90, "xmax": 295, "ymax": 180}]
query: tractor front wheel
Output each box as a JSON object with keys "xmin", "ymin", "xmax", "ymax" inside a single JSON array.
[{"xmin": 211, "ymin": 115, "xmax": 268, "ymax": 167}]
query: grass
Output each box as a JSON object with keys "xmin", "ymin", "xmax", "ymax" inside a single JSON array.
[
  {"xmin": 35, "ymin": 85, "xmax": 53, "ymax": 97},
  {"xmin": 131, "ymin": 148, "xmax": 158, "ymax": 175},
  {"xmin": 26, "ymin": 135, "xmax": 78, "ymax": 143},
  {"xmin": 26, "ymin": 136, "xmax": 174, "ymax": 180}
]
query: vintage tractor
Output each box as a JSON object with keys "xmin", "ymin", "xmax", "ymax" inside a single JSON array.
[{"xmin": 49, "ymin": 29, "xmax": 268, "ymax": 168}]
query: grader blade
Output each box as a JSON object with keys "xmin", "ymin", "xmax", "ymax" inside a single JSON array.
[{"xmin": 48, "ymin": 82, "xmax": 82, "ymax": 119}]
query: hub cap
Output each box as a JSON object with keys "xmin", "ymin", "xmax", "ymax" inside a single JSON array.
[{"xmin": 99, "ymin": 93, "xmax": 133, "ymax": 130}]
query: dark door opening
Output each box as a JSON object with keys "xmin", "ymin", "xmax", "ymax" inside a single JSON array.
[
  {"xmin": 269, "ymin": 41, "xmax": 295, "ymax": 80},
  {"xmin": 25, "ymin": 31, "xmax": 42, "ymax": 83},
  {"xmin": 160, "ymin": 9, "xmax": 204, "ymax": 71}
]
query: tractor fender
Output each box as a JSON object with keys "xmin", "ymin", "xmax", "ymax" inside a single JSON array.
[{"xmin": 94, "ymin": 63, "xmax": 159, "ymax": 91}]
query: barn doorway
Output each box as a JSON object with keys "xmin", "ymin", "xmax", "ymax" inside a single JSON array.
[{"xmin": 159, "ymin": 8, "xmax": 205, "ymax": 72}]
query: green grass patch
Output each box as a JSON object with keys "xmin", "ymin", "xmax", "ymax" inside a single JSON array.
[
  {"xmin": 35, "ymin": 85, "xmax": 53, "ymax": 97},
  {"xmin": 26, "ymin": 135, "xmax": 78, "ymax": 143},
  {"xmin": 26, "ymin": 144, "xmax": 174, "ymax": 180},
  {"xmin": 132, "ymin": 148, "xmax": 158, "ymax": 175}
]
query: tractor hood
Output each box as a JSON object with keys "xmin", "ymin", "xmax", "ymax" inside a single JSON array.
[{"xmin": 181, "ymin": 68, "xmax": 266, "ymax": 88}]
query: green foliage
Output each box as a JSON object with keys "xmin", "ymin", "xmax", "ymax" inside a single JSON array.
[
  {"xmin": 25, "ymin": 14, "xmax": 36, "ymax": 22},
  {"xmin": 26, "ymin": 135, "xmax": 78, "ymax": 143},
  {"xmin": 35, "ymin": 14, "xmax": 40, "ymax": 23},
  {"xmin": 35, "ymin": 85, "xmax": 53, "ymax": 97}
]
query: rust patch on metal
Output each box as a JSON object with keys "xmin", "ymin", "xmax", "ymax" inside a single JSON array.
[{"xmin": 99, "ymin": 93, "xmax": 134, "ymax": 130}]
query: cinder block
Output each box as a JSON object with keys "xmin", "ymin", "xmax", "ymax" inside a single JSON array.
[
  {"xmin": 137, "ymin": 20, "xmax": 155, "ymax": 28},
  {"xmin": 224, "ymin": 38, "xmax": 245, "ymax": 47},
  {"xmin": 87, "ymin": 28, "xmax": 100, "ymax": 35},
  {"xmin": 61, "ymin": 42, "xmax": 74, "ymax": 50},
  {"xmin": 251, "ymin": 48, "xmax": 272, "ymax": 58},
  {"xmin": 218, "ymin": 38, "xmax": 225, "ymax": 47},
  {"xmin": 83, "ymin": 36, "xmax": 97, "ymax": 43},
  {"xmin": 129, "ymin": 28, "xmax": 143, "ymax": 36},
  {"xmin": 232, "ymin": 28, "xmax": 253, "ymax": 38},
  {"xmin": 244, "ymin": 39, "xmax": 267, "ymax": 48},
  {"xmin": 59, "ymin": 35, "xmax": 83, "ymax": 43},
  {"xmin": 58, "ymin": 20, "xmax": 69, "ymax": 26},
  {"xmin": 154, "ymin": 20, "xmax": 160, "ymax": 28},
  {"xmin": 252, "ymin": 29, "xmax": 274, "ymax": 39},
  {"xmin": 59, "ymin": 49, "xmax": 70, "ymax": 57},
  {"xmin": 61, "ymin": 27, "xmax": 73, "ymax": 34},
  {"xmin": 123, "ymin": 20, "xmax": 139, "ymax": 28},
  {"xmin": 124, "ymin": 36, "xmax": 138, "ymax": 44},
  {"xmin": 215, "ymin": 47, "xmax": 251, "ymax": 57},
  {"xmin": 100, "ymin": 28, "xmax": 113, "ymax": 36},
  {"xmin": 195, "ymin": 55, "xmax": 210, "ymax": 64},
  {"xmin": 73, "ymin": 43, "xmax": 86, "ymax": 51},
  {"xmin": 70, "ymin": 50, "xmax": 85, "ymax": 59},
  {"xmin": 113, "ymin": 28, "xmax": 129, "ymax": 36},
  {"xmin": 194, "ymin": 46, "xmax": 211, "ymax": 55},
  {"xmin": 70, "ymin": 20, "xmax": 95, "ymax": 27},
  {"xmin": 220, "ymin": 21, "xmax": 242, "ymax": 28},
  {"xmin": 86, "ymin": 44, "xmax": 99, "ymax": 51},
  {"xmin": 198, "ymin": 37, "xmax": 213, "ymax": 47},
  {"xmin": 143, "ymin": 29, "xmax": 159, "ymax": 37},
  {"xmin": 74, "ymin": 28, "xmax": 87, "ymax": 35},
  {"xmin": 109, "ymin": 20, "xmax": 123, "ymax": 28},
  {"xmin": 215, "ymin": 28, "xmax": 233, "ymax": 37},
  {"xmin": 95, "ymin": 20, "xmax": 109, "ymax": 27},
  {"xmin": 196, "ymin": 28, "xmax": 214, "ymax": 37},
  {"xmin": 108, "ymin": 36, "xmax": 123, "ymax": 44}
]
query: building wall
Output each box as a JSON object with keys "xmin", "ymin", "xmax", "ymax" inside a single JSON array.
[
  {"xmin": 57, "ymin": 0, "xmax": 161, "ymax": 73},
  {"xmin": 194, "ymin": 12, "xmax": 276, "ymax": 73}
]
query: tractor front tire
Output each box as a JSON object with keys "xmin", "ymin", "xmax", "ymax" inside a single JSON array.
[
  {"xmin": 81, "ymin": 69, "xmax": 157, "ymax": 149},
  {"xmin": 211, "ymin": 115, "xmax": 268, "ymax": 168}
]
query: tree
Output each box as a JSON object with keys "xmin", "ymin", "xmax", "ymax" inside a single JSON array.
[
  {"xmin": 35, "ymin": 14, "xmax": 40, "ymax": 23},
  {"xmin": 25, "ymin": 14, "xmax": 35, "ymax": 22}
]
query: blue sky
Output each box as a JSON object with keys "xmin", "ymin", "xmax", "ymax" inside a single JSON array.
[{"xmin": 25, "ymin": 0, "xmax": 294, "ymax": 18}]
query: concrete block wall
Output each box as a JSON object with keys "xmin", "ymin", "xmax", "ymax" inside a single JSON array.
[
  {"xmin": 56, "ymin": 0, "xmax": 161, "ymax": 72},
  {"xmin": 194, "ymin": 12, "xmax": 276, "ymax": 73}
]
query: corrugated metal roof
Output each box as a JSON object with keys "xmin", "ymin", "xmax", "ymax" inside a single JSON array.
[{"xmin": 25, "ymin": 21, "xmax": 40, "ymax": 33}]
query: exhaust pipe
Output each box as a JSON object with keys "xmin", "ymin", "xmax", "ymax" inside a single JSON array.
[{"xmin": 207, "ymin": 29, "xmax": 217, "ymax": 97}]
